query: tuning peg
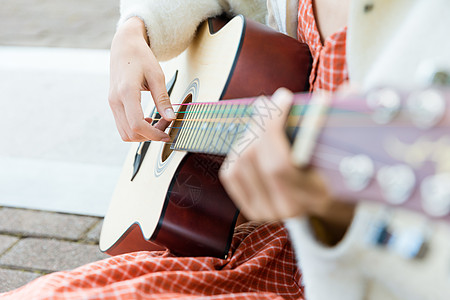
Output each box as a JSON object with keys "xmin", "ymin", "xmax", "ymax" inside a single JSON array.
[
  {"xmin": 377, "ymin": 164, "xmax": 416, "ymax": 205},
  {"xmin": 420, "ymin": 173, "xmax": 450, "ymax": 217},
  {"xmin": 339, "ymin": 154, "xmax": 374, "ymax": 191},
  {"xmin": 430, "ymin": 70, "xmax": 450, "ymax": 86},
  {"xmin": 366, "ymin": 209, "xmax": 429, "ymax": 260},
  {"xmin": 406, "ymin": 89, "xmax": 446, "ymax": 129},
  {"xmin": 388, "ymin": 228, "xmax": 429, "ymax": 260},
  {"xmin": 366, "ymin": 88, "xmax": 401, "ymax": 124},
  {"xmin": 367, "ymin": 218, "xmax": 392, "ymax": 247}
]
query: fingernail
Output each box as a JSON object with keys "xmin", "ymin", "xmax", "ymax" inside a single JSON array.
[
  {"xmin": 162, "ymin": 137, "xmax": 171, "ymax": 143},
  {"xmin": 273, "ymin": 88, "xmax": 293, "ymax": 100},
  {"xmin": 164, "ymin": 108, "xmax": 176, "ymax": 120}
]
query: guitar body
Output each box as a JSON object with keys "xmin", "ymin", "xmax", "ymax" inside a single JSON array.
[{"xmin": 100, "ymin": 16, "xmax": 312, "ymax": 257}]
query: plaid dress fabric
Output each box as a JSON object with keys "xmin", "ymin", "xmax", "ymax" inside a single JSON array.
[
  {"xmin": 0, "ymin": 222, "xmax": 303, "ymax": 300},
  {"xmin": 0, "ymin": 1, "xmax": 350, "ymax": 299},
  {"xmin": 297, "ymin": 0, "xmax": 348, "ymax": 92}
]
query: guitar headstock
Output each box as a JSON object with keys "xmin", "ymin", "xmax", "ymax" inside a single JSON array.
[{"xmin": 291, "ymin": 86, "xmax": 450, "ymax": 222}]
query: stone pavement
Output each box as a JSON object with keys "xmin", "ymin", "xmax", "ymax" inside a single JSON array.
[{"xmin": 0, "ymin": 207, "xmax": 109, "ymax": 293}]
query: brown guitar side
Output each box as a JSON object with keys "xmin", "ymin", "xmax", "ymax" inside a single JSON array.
[{"xmin": 100, "ymin": 16, "xmax": 312, "ymax": 258}]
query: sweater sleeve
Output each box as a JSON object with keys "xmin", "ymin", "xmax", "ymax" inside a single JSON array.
[{"xmin": 118, "ymin": 0, "xmax": 267, "ymax": 61}]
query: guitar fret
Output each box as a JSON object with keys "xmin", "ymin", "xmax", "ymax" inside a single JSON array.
[
  {"xmin": 219, "ymin": 104, "xmax": 240, "ymax": 155},
  {"xmin": 218, "ymin": 103, "xmax": 241, "ymax": 155},
  {"xmin": 172, "ymin": 102, "xmax": 258, "ymax": 154},
  {"xmin": 172, "ymin": 105, "xmax": 191, "ymax": 149},
  {"xmin": 215, "ymin": 103, "xmax": 238, "ymax": 153},
  {"xmin": 191, "ymin": 103, "xmax": 211, "ymax": 151},
  {"xmin": 194, "ymin": 103, "xmax": 210, "ymax": 150},
  {"xmin": 178, "ymin": 104, "xmax": 197, "ymax": 150},
  {"xmin": 201, "ymin": 102, "xmax": 224, "ymax": 153},
  {"xmin": 211, "ymin": 103, "xmax": 230, "ymax": 154},
  {"xmin": 226, "ymin": 104, "xmax": 252, "ymax": 155},
  {"xmin": 198, "ymin": 103, "xmax": 217, "ymax": 151},
  {"xmin": 186, "ymin": 105, "xmax": 200, "ymax": 149}
]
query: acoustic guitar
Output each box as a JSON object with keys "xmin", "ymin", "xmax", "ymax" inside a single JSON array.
[
  {"xmin": 100, "ymin": 15, "xmax": 450, "ymax": 260},
  {"xmin": 99, "ymin": 15, "xmax": 313, "ymax": 258}
]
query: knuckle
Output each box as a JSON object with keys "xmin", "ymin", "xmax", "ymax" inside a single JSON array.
[
  {"xmin": 221, "ymin": 165, "xmax": 240, "ymax": 184},
  {"xmin": 108, "ymin": 95, "xmax": 121, "ymax": 108},
  {"xmin": 155, "ymin": 92, "xmax": 171, "ymax": 106},
  {"xmin": 265, "ymin": 161, "xmax": 288, "ymax": 178},
  {"xmin": 117, "ymin": 83, "xmax": 138, "ymax": 98},
  {"xmin": 121, "ymin": 135, "xmax": 131, "ymax": 142},
  {"xmin": 219, "ymin": 168, "xmax": 233, "ymax": 183},
  {"xmin": 152, "ymin": 71, "xmax": 165, "ymax": 85},
  {"xmin": 128, "ymin": 132, "xmax": 142, "ymax": 141},
  {"xmin": 129, "ymin": 122, "xmax": 144, "ymax": 133}
]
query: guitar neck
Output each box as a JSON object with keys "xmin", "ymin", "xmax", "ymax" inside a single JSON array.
[
  {"xmin": 170, "ymin": 94, "xmax": 307, "ymax": 154},
  {"xmin": 301, "ymin": 88, "xmax": 450, "ymax": 224},
  {"xmin": 170, "ymin": 88, "xmax": 450, "ymax": 224}
]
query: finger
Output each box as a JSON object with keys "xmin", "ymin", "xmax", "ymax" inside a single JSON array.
[
  {"xmin": 219, "ymin": 163, "xmax": 256, "ymax": 220},
  {"xmin": 111, "ymin": 107, "xmax": 131, "ymax": 141},
  {"xmin": 144, "ymin": 117, "xmax": 171, "ymax": 140},
  {"xmin": 110, "ymin": 99, "xmax": 148, "ymax": 142},
  {"xmin": 145, "ymin": 64, "xmax": 176, "ymax": 122},
  {"xmin": 151, "ymin": 118, "xmax": 171, "ymax": 132},
  {"xmin": 220, "ymin": 149, "xmax": 273, "ymax": 221},
  {"xmin": 268, "ymin": 88, "xmax": 295, "ymax": 132},
  {"xmin": 122, "ymin": 90, "xmax": 171, "ymax": 141},
  {"xmin": 236, "ymin": 155, "xmax": 277, "ymax": 221}
]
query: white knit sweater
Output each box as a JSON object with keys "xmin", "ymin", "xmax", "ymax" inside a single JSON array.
[{"xmin": 118, "ymin": 0, "xmax": 268, "ymax": 61}]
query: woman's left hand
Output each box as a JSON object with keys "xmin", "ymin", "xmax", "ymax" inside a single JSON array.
[{"xmin": 219, "ymin": 88, "xmax": 332, "ymax": 221}]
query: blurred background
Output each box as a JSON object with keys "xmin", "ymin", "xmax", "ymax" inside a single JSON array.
[{"xmin": 0, "ymin": 0, "xmax": 131, "ymax": 216}]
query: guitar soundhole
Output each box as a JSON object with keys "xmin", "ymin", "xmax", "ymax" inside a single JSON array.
[{"xmin": 161, "ymin": 94, "xmax": 193, "ymax": 162}]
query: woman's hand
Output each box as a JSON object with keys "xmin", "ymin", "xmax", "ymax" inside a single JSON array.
[
  {"xmin": 219, "ymin": 88, "xmax": 332, "ymax": 221},
  {"xmin": 219, "ymin": 88, "xmax": 355, "ymax": 244},
  {"xmin": 109, "ymin": 17, "xmax": 175, "ymax": 142}
]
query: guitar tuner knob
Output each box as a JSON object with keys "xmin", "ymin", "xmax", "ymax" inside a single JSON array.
[
  {"xmin": 377, "ymin": 164, "xmax": 416, "ymax": 205},
  {"xmin": 406, "ymin": 89, "xmax": 446, "ymax": 129},
  {"xmin": 387, "ymin": 228, "xmax": 429, "ymax": 260},
  {"xmin": 367, "ymin": 219, "xmax": 392, "ymax": 246},
  {"xmin": 366, "ymin": 88, "xmax": 401, "ymax": 124},
  {"xmin": 420, "ymin": 173, "xmax": 450, "ymax": 217},
  {"xmin": 339, "ymin": 154, "xmax": 374, "ymax": 191},
  {"xmin": 430, "ymin": 70, "xmax": 450, "ymax": 86}
]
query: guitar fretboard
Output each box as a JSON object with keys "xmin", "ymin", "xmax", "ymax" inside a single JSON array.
[{"xmin": 170, "ymin": 97, "xmax": 306, "ymax": 155}]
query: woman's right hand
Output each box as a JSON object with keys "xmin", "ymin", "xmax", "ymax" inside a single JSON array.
[{"xmin": 109, "ymin": 17, "xmax": 175, "ymax": 142}]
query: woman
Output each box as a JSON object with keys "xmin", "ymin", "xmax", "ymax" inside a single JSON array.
[
  {"xmin": 4, "ymin": 0, "xmax": 448, "ymax": 299},
  {"xmin": 0, "ymin": 1, "xmax": 353, "ymax": 299}
]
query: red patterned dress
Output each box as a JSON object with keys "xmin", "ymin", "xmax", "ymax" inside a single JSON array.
[
  {"xmin": 298, "ymin": 0, "xmax": 348, "ymax": 91},
  {"xmin": 0, "ymin": 1, "xmax": 348, "ymax": 299}
]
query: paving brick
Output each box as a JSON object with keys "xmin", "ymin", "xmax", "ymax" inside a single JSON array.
[
  {"xmin": 85, "ymin": 220, "xmax": 103, "ymax": 243},
  {"xmin": 0, "ymin": 208, "xmax": 99, "ymax": 240},
  {"xmin": 0, "ymin": 268, "xmax": 41, "ymax": 293},
  {"xmin": 0, "ymin": 238, "xmax": 109, "ymax": 272},
  {"xmin": 0, "ymin": 235, "xmax": 19, "ymax": 255}
]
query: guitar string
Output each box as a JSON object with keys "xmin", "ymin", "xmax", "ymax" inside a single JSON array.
[
  {"xmin": 168, "ymin": 97, "xmax": 371, "ymax": 111},
  {"xmin": 152, "ymin": 106, "xmax": 371, "ymax": 123},
  {"xmin": 155, "ymin": 104, "xmax": 373, "ymax": 116},
  {"xmin": 150, "ymin": 99, "xmax": 425, "ymax": 154}
]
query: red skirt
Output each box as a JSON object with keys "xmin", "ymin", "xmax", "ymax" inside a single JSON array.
[{"xmin": 0, "ymin": 222, "xmax": 303, "ymax": 300}]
